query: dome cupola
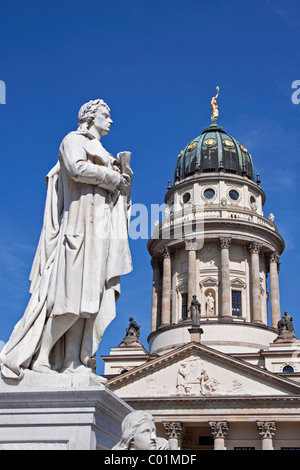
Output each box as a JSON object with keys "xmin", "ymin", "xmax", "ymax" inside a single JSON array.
[
  {"xmin": 174, "ymin": 86, "xmax": 254, "ymax": 183},
  {"xmin": 174, "ymin": 123, "xmax": 255, "ymax": 183}
]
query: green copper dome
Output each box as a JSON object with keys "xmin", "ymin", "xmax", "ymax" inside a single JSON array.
[{"xmin": 174, "ymin": 123, "xmax": 255, "ymax": 183}]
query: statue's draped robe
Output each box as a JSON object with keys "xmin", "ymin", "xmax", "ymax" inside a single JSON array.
[{"xmin": 0, "ymin": 131, "xmax": 132, "ymax": 378}]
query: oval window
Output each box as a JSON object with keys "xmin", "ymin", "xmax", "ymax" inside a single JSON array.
[
  {"xmin": 250, "ymin": 195, "xmax": 256, "ymax": 205},
  {"xmin": 229, "ymin": 189, "xmax": 239, "ymax": 201},
  {"xmin": 204, "ymin": 188, "xmax": 215, "ymax": 200},
  {"xmin": 182, "ymin": 192, "xmax": 191, "ymax": 204}
]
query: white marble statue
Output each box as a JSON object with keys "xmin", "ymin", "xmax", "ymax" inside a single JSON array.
[
  {"xmin": 206, "ymin": 292, "xmax": 215, "ymax": 315},
  {"xmin": 112, "ymin": 411, "xmax": 170, "ymax": 450},
  {"xmin": 0, "ymin": 99, "xmax": 133, "ymax": 380}
]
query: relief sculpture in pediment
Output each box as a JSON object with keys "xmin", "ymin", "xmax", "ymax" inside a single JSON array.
[{"xmin": 175, "ymin": 357, "xmax": 244, "ymax": 396}]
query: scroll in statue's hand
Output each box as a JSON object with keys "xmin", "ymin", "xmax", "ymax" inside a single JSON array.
[{"xmin": 117, "ymin": 151, "xmax": 133, "ymax": 178}]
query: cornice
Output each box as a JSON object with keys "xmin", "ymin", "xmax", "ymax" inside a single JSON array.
[{"xmin": 124, "ymin": 395, "xmax": 300, "ymax": 405}]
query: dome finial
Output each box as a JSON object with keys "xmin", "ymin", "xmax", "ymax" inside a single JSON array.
[{"xmin": 211, "ymin": 86, "xmax": 220, "ymax": 123}]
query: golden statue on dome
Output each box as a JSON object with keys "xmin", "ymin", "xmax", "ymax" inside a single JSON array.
[{"xmin": 211, "ymin": 86, "xmax": 219, "ymax": 123}]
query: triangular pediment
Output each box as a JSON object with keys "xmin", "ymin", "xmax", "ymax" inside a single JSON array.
[{"xmin": 107, "ymin": 342, "xmax": 300, "ymax": 399}]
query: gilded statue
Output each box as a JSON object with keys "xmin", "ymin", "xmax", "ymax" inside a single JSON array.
[{"xmin": 211, "ymin": 86, "xmax": 219, "ymax": 123}]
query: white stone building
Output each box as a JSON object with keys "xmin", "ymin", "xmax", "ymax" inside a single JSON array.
[{"xmin": 104, "ymin": 106, "xmax": 300, "ymax": 450}]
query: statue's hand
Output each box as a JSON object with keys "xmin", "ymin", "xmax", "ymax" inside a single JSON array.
[{"xmin": 118, "ymin": 174, "xmax": 132, "ymax": 197}]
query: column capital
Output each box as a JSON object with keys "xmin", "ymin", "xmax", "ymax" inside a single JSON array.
[
  {"xmin": 219, "ymin": 237, "xmax": 231, "ymax": 249},
  {"xmin": 248, "ymin": 242, "xmax": 261, "ymax": 254},
  {"xmin": 163, "ymin": 421, "xmax": 184, "ymax": 439},
  {"xmin": 269, "ymin": 251, "xmax": 280, "ymax": 264},
  {"xmin": 209, "ymin": 421, "xmax": 229, "ymax": 439},
  {"xmin": 257, "ymin": 421, "xmax": 276, "ymax": 439},
  {"xmin": 185, "ymin": 237, "xmax": 201, "ymax": 251},
  {"xmin": 160, "ymin": 246, "xmax": 171, "ymax": 259}
]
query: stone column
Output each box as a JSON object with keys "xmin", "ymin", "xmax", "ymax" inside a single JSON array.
[
  {"xmin": 209, "ymin": 421, "xmax": 229, "ymax": 450},
  {"xmin": 160, "ymin": 247, "xmax": 171, "ymax": 327},
  {"xmin": 257, "ymin": 421, "xmax": 276, "ymax": 450},
  {"xmin": 185, "ymin": 238, "xmax": 201, "ymax": 319},
  {"xmin": 163, "ymin": 421, "xmax": 184, "ymax": 450},
  {"xmin": 171, "ymin": 252, "xmax": 177, "ymax": 325},
  {"xmin": 249, "ymin": 242, "xmax": 263, "ymax": 323},
  {"xmin": 151, "ymin": 258, "xmax": 161, "ymax": 332},
  {"xmin": 269, "ymin": 252, "xmax": 281, "ymax": 328},
  {"xmin": 219, "ymin": 237, "xmax": 231, "ymax": 318}
]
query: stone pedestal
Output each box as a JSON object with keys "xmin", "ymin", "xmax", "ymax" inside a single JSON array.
[
  {"xmin": 188, "ymin": 327, "xmax": 203, "ymax": 343},
  {"xmin": 0, "ymin": 370, "xmax": 133, "ymax": 450}
]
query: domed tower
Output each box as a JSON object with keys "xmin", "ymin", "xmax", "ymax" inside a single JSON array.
[{"xmin": 147, "ymin": 89, "xmax": 285, "ymax": 356}]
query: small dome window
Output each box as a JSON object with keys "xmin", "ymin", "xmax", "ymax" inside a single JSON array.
[
  {"xmin": 182, "ymin": 192, "xmax": 191, "ymax": 204},
  {"xmin": 204, "ymin": 188, "xmax": 215, "ymax": 200},
  {"xmin": 250, "ymin": 195, "xmax": 256, "ymax": 204},
  {"xmin": 229, "ymin": 189, "xmax": 239, "ymax": 201}
]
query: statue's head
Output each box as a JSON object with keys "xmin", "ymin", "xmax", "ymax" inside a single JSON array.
[
  {"xmin": 112, "ymin": 411, "xmax": 157, "ymax": 450},
  {"xmin": 77, "ymin": 99, "xmax": 112, "ymax": 136}
]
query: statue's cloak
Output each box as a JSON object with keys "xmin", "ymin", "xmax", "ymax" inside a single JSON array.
[{"xmin": 0, "ymin": 132, "xmax": 133, "ymax": 378}]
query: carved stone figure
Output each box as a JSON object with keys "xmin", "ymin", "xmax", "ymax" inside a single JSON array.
[
  {"xmin": 0, "ymin": 99, "xmax": 133, "ymax": 380},
  {"xmin": 206, "ymin": 292, "xmax": 215, "ymax": 315},
  {"xmin": 119, "ymin": 317, "xmax": 141, "ymax": 346},
  {"xmin": 199, "ymin": 369, "xmax": 220, "ymax": 395},
  {"xmin": 112, "ymin": 411, "xmax": 170, "ymax": 450},
  {"xmin": 188, "ymin": 295, "xmax": 201, "ymax": 327},
  {"xmin": 278, "ymin": 311, "xmax": 295, "ymax": 334},
  {"xmin": 176, "ymin": 362, "xmax": 191, "ymax": 394},
  {"xmin": 274, "ymin": 311, "xmax": 299, "ymax": 343}
]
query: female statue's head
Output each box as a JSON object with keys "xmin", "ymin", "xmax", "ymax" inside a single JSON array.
[
  {"xmin": 77, "ymin": 99, "xmax": 112, "ymax": 136},
  {"xmin": 112, "ymin": 411, "xmax": 157, "ymax": 450}
]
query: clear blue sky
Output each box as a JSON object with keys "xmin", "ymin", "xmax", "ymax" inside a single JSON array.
[{"xmin": 0, "ymin": 0, "xmax": 300, "ymax": 374}]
